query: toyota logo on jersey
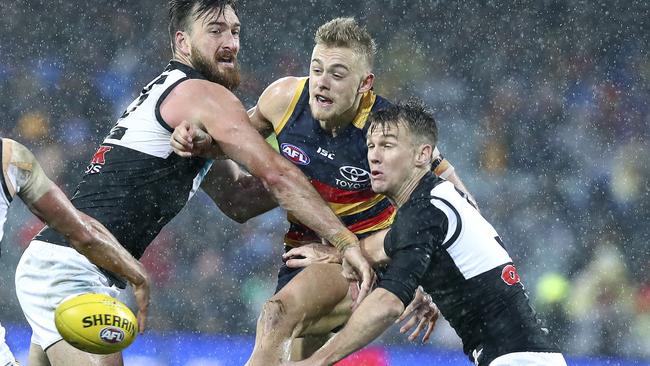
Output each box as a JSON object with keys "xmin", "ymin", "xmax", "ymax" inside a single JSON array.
[
  {"xmin": 281, "ymin": 143, "xmax": 310, "ymax": 165},
  {"xmin": 339, "ymin": 166, "xmax": 370, "ymax": 183}
]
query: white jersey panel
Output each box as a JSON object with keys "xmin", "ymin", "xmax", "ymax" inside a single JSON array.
[
  {"xmin": 430, "ymin": 181, "xmax": 512, "ymax": 280},
  {"xmin": 103, "ymin": 68, "xmax": 189, "ymax": 159},
  {"xmin": 0, "ymin": 163, "xmax": 18, "ymax": 242},
  {"xmin": 0, "ymin": 195, "xmax": 8, "ymax": 242}
]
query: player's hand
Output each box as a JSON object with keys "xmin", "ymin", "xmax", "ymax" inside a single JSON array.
[
  {"xmin": 341, "ymin": 245, "xmax": 375, "ymax": 309},
  {"xmin": 170, "ymin": 120, "xmax": 213, "ymax": 158},
  {"xmin": 132, "ymin": 274, "xmax": 151, "ymax": 334},
  {"xmin": 396, "ymin": 286, "xmax": 439, "ymax": 343},
  {"xmin": 283, "ymin": 243, "xmax": 343, "ymax": 268}
]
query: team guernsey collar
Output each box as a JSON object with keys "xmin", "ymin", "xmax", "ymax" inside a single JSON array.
[
  {"xmin": 351, "ymin": 91, "xmax": 377, "ymax": 130},
  {"xmin": 166, "ymin": 60, "xmax": 208, "ymax": 81}
]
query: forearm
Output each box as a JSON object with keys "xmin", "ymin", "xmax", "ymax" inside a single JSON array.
[
  {"xmin": 29, "ymin": 187, "xmax": 147, "ymax": 287},
  {"xmin": 265, "ymin": 155, "xmax": 357, "ymax": 250},
  {"xmin": 71, "ymin": 214, "xmax": 148, "ymax": 286},
  {"xmin": 310, "ymin": 289, "xmax": 403, "ymax": 365},
  {"xmin": 202, "ymin": 160, "xmax": 278, "ymax": 223}
]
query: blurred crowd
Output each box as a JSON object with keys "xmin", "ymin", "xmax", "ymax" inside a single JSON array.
[{"xmin": 0, "ymin": 0, "xmax": 648, "ymax": 360}]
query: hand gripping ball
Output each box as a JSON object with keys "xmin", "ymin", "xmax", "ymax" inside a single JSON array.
[{"xmin": 54, "ymin": 293, "xmax": 138, "ymax": 354}]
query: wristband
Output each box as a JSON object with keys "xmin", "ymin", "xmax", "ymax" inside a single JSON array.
[
  {"xmin": 330, "ymin": 229, "xmax": 359, "ymax": 252},
  {"xmin": 431, "ymin": 155, "xmax": 444, "ymax": 172},
  {"xmin": 433, "ymin": 158, "xmax": 455, "ymax": 179}
]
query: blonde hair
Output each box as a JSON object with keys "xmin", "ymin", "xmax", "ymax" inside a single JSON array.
[{"xmin": 315, "ymin": 17, "xmax": 377, "ymax": 70}]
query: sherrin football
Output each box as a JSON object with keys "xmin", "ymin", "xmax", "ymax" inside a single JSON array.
[{"xmin": 54, "ymin": 293, "xmax": 138, "ymax": 354}]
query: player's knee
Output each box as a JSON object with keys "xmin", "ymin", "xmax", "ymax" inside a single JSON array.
[{"xmin": 259, "ymin": 299, "xmax": 294, "ymax": 334}]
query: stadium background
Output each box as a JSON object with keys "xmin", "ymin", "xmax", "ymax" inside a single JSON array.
[{"xmin": 0, "ymin": 0, "xmax": 648, "ymax": 364}]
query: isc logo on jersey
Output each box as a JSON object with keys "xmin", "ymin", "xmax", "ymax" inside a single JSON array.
[
  {"xmin": 55, "ymin": 293, "xmax": 138, "ymax": 354},
  {"xmin": 85, "ymin": 146, "xmax": 113, "ymax": 174},
  {"xmin": 336, "ymin": 166, "xmax": 370, "ymax": 189},
  {"xmin": 281, "ymin": 143, "xmax": 310, "ymax": 165}
]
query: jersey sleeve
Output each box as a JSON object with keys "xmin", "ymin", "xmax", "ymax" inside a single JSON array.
[
  {"xmin": 378, "ymin": 197, "xmax": 448, "ymax": 306},
  {"xmin": 2, "ymin": 139, "xmax": 53, "ymax": 204}
]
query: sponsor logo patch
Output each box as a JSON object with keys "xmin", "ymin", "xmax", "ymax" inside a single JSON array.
[
  {"xmin": 85, "ymin": 146, "xmax": 113, "ymax": 174},
  {"xmin": 281, "ymin": 143, "xmax": 310, "ymax": 165},
  {"xmin": 501, "ymin": 264, "xmax": 521, "ymax": 286},
  {"xmin": 339, "ymin": 166, "xmax": 370, "ymax": 183}
]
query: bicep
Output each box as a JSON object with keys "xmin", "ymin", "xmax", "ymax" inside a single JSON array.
[
  {"xmin": 378, "ymin": 201, "xmax": 445, "ymax": 305},
  {"xmin": 202, "ymin": 104, "xmax": 283, "ymax": 178},
  {"xmin": 248, "ymin": 105, "xmax": 275, "ymax": 138}
]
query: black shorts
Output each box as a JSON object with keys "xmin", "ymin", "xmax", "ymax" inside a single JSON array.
[
  {"xmin": 275, "ymin": 262, "xmax": 303, "ymax": 293},
  {"xmin": 274, "ymin": 230, "xmax": 379, "ymax": 294}
]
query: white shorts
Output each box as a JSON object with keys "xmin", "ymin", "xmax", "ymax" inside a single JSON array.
[
  {"xmin": 0, "ymin": 321, "xmax": 18, "ymax": 365},
  {"xmin": 489, "ymin": 352, "xmax": 567, "ymax": 365},
  {"xmin": 15, "ymin": 240, "xmax": 120, "ymax": 351}
]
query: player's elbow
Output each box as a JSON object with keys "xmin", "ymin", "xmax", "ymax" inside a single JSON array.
[
  {"xmin": 256, "ymin": 166, "xmax": 287, "ymax": 193},
  {"xmin": 215, "ymin": 200, "xmax": 257, "ymax": 223}
]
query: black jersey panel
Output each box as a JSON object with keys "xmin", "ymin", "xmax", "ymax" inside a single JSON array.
[
  {"xmin": 378, "ymin": 196, "xmax": 447, "ymax": 306},
  {"xmin": 36, "ymin": 144, "xmax": 207, "ymax": 259}
]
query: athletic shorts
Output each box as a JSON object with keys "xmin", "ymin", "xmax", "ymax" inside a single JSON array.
[
  {"xmin": 488, "ymin": 352, "xmax": 567, "ymax": 366},
  {"xmin": 0, "ymin": 321, "xmax": 18, "ymax": 365},
  {"xmin": 275, "ymin": 263, "xmax": 303, "ymax": 293},
  {"xmin": 15, "ymin": 240, "xmax": 120, "ymax": 351}
]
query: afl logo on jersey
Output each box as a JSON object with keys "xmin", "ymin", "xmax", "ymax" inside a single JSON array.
[{"xmin": 281, "ymin": 143, "xmax": 310, "ymax": 165}]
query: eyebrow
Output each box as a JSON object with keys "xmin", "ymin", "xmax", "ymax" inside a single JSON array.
[
  {"xmin": 310, "ymin": 59, "xmax": 350, "ymax": 72},
  {"xmin": 207, "ymin": 20, "xmax": 241, "ymax": 28}
]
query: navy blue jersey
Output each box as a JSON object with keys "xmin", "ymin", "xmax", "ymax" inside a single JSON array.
[{"xmin": 275, "ymin": 78, "xmax": 394, "ymax": 245}]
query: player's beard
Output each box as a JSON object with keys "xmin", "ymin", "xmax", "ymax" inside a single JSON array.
[{"xmin": 191, "ymin": 49, "xmax": 241, "ymax": 91}]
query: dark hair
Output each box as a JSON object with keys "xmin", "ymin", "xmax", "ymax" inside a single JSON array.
[
  {"xmin": 168, "ymin": 0, "xmax": 238, "ymax": 52},
  {"xmin": 369, "ymin": 98, "xmax": 438, "ymax": 147}
]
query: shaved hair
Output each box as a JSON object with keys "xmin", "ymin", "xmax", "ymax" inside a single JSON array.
[{"xmin": 315, "ymin": 17, "xmax": 377, "ymax": 70}]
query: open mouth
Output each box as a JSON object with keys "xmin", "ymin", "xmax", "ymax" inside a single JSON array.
[
  {"xmin": 371, "ymin": 170, "xmax": 383, "ymax": 179},
  {"xmin": 315, "ymin": 95, "xmax": 333, "ymax": 106},
  {"xmin": 217, "ymin": 55, "xmax": 235, "ymax": 67}
]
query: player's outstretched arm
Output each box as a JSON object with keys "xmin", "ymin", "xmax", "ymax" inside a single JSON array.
[
  {"xmin": 287, "ymin": 288, "xmax": 404, "ymax": 366},
  {"xmin": 161, "ymin": 80, "xmax": 373, "ymax": 303},
  {"xmin": 5, "ymin": 139, "xmax": 150, "ymax": 332},
  {"xmin": 201, "ymin": 158, "xmax": 279, "ymax": 223},
  {"xmin": 170, "ymin": 121, "xmax": 278, "ymax": 222}
]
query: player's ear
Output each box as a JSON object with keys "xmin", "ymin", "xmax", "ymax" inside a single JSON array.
[
  {"xmin": 175, "ymin": 30, "xmax": 192, "ymax": 57},
  {"xmin": 415, "ymin": 144, "xmax": 433, "ymax": 167},
  {"xmin": 358, "ymin": 73, "xmax": 375, "ymax": 94}
]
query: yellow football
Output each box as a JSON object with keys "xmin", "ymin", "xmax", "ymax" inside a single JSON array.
[{"xmin": 54, "ymin": 292, "xmax": 138, "ymax": 354}]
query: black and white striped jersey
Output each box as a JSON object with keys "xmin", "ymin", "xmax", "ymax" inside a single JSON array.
[
  {"xmin": 378, "ymin": 172, "xmax": 557, "ymax": 365},
  {"xmin": 0, "ymin": 138, "xmax": 14, "ymax": 243},
  {"xmin": 36, "ymin": 61, "xmax": 211, "ymax": 261}
]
